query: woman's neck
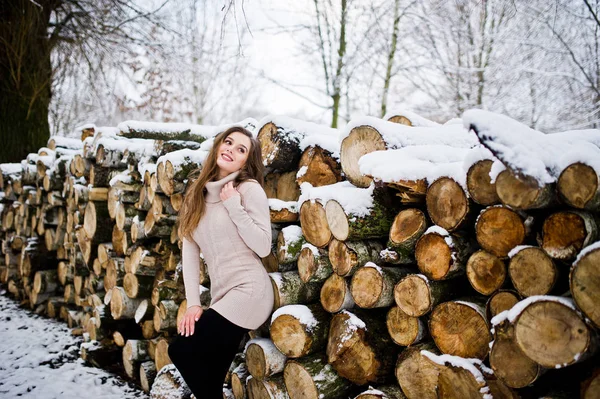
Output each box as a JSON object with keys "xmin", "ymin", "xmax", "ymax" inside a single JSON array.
[{"xmin": 204, "ymin": 169, "xmax": 240, "ymax": 203}]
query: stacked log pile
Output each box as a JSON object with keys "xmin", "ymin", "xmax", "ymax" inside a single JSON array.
[{"xmin": 1, "ymin": 110, "xmax": 599, "ymax": 399}]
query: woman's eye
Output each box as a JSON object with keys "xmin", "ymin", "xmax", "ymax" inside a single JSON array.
[{"xmin": 239, "ymin": 148, "xmax": 245, "ymax": 153}]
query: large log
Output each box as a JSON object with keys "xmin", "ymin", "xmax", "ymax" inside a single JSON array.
[
  {"xmin": 426, "ymin": 177, "xmax": 474, "ymax": 232},
  {"xmin": 429, "ymin": 299, "xmax": 491, "ymax": 360},
  {"xmin": 329, "ymin": 238, "xmax": 383, "ymax": 278},
  {"xmin": 495, "ymin": 169, "xmax": 555, "ymax": 210},
  {"xmin": 394, "ymin": 342, "xmax": 441, "ymax": 399},
  {"xmin": 557, "ymin": 162, "xmax": 600, "ymax": 211},
  {"xmin": 394, "ymin": 274, "xmax": 459, "ymax": 317},
  {"xmin": 466, "ymin": 250, "xmax": 506, "ymax": 295},
  {"xmin": 512, "ymin": 296, "xmax": 597, "ymax": 369},
  {"xmin": 269, "ymin": 271, "xmax": 321, "ymax": 309},
  {"xmin": 270, "ymin": 303, "xmax": 330, "ymax": 358},
  {"xmin": 276, "ymin": 225, "xmax": 305, "ymax": 269},
  {"xmin": 466, "ymin": 159, "xmax": 500, "ymax": 206},
  {"xmin": 296, "ymin": 145, "xmax": 342, "ymax": 187},
  {"xmin": 508, "ymin": 246, "xmax": 558, "ymax": 297},
  {"xmin": 386, "ymin": 208, "xmax": 427, "ymax": 264},
  {"xmin": 541, "ymin": 210, "xmax": 598, "ymax": 261},
  {"xmin": 246, "ymin": 374, "xmax": 289, "ymax": 399},
  {"xmin": 386, "ymin": 306, "xmax": 427, "ymax": 347},
  {"xmin": 489, "ymin": 319, "xmax": 543, "ymax": 389},
  {"xmin": 475, "ymin": 206, "xmax": 526, "ymax": 258},
  {"xmin": 299, "ymin": 200, "xmax": 331, "ymax": 248},
  {"xmin": 326, "ymin": 309, "xmax": 399, "ymax": 385},
  {"xmin": 570, "ymin": 243, "xmax": 600, "ymax": 328},
  {"xmin": 244, "ymin": 337, "xmax": 287, "ymax": 380},
  {"xmin": 415, "ymin": 228, "xmax": 473, "ymax": 280},
  {"xmin": 297, "ymin": 244, "xmax": 333, "ymax": 283},
  {"xmin": 283, "ymin": 353, "xmax": 354, "ymax": 399},
  {"xmin": 149, "ymin": 364, "xmax": 191, "ymax": 399},
  {"xmin": 110, "ymin": 286, "xmax": 144, "ymax": 320},
  {"xmin": 320, "ymin": 273, "xmax": 354, "ymax": 313},
  {"xmin": 325, "ymin": 194, "xmax": 396, "ymax": 241},
  {"xmin": 350, "ymin": 264, "xmax": 410, "ymax": 309}
]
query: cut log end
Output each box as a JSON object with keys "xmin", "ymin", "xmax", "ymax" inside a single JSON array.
[
  {"xmin": 426, "ymin": 177, "xmax": 469, "ymax": 231},
  {"xmin": 558, "ymin": 162, "xmax": 599, "ymax": 210},
  {"xmin": 466, "ymin": 159, "xmax": 499, "ymax": 206},
  {"xmin": 415, "ymin": 233, "xmax": 452, "ymax": 280},
  {"xmin": 466, "ymin": 250, "xmax": 506, "ymax": 296},
  {"xmin": 476, "ymin": 207, "xmax": 525, "ymax": 258},
  {"xmin": 509, "ymin": 247, "xmax": 557, "ymax": 297},
  {"xmin": 394, "ymin": 275, "xmax": 431, "ymax": 317},
  {"xmin": 300, "ymin": 200, "xmax": 331, "ymax": 248},
  {"xmin": 340, "ymin": 126, "xmax": 386, "ymax": 188},
  {"xmin": 570, "ymin": 247, "xmax": 600, "ymax": 328}
]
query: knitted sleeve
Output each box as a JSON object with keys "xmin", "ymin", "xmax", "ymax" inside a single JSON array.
[
  {"xmin": 222, "ymin": 182, "xmax": 272, "ymax": 257},
  {"xmin": 182, "ymin": 236, "xmax": 201, "ymax": 308}
]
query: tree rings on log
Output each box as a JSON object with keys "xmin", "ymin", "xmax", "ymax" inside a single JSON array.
[
  {"xmin": 387, "ymin": 208, "xmax": 427, "ymax": 264},
  {"xmin": 541, "ymin": 211, "xmax": 597, "ymax": 261},
  {"xmin": 299, "ymin": 200, "xmax": 331, "ymax": 248},
  {"xmin": 394, "ymin": 274, "xmax": 458, "ymax": 317},
  {"xmin": 270, "ymin": 303, "xmax": 330, "ymax": 358},
  {"xmin": 329, "ymin": 238, "xmax": 383, "ymax": 278},
  {"xmin": 476, "ymin": 206, "xmax": 526, "ymax": 258},
  {"xmin": 570, "ymin": 245, "xmax": 600, "ymax": 328},
  {"xmin": 320, "ymin": 273, "xmax": 354, "ymax": 313},
  {"xmin": 429, "ymin": 299, "xmax": 491, "ymax": 360},
  {"xmin": 509, "ymin": 247, "xmax": 557, "ymax": 297},
  {"xmin": 496, "ymin": 169, "xmax": 555, "ymax": 210},
  {"xmin": 283, "ymin": 353, "xmax": 354, "ymax": 399},
  {"xmin": 340, "ymin": 125, "xmax": 386, "ymax": 188},
  {"xmin": 466, "ymin": 250, "xmax": 506, "ymax": 296},
  {"xmin": 351, "ymin": 264, "xmax": 410, "ymax": 309},
  {"xmin": 426, "ymin": 177, "xmax": 472, "ymax": 232},
  {"xmin": 386, "ymin": 306, "xmax": 427, "ymax": 346},
  {"xmin": 466, "ymin": 159, "xmax": 499, "ymax": 206},
  {"xmin": 557, "ymin": 162, "xmax": 600, "ymax": 211},
  {"xmin": 395, "ymin": 342, "xmax": 441, "ymax": 399}
]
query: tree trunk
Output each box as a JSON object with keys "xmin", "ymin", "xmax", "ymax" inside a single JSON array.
[
  {"xmin": 296, "ymin": 146, "xmax": 342, "ymax": 188},
  {"xmin": 426, "ymin": 177, "xmax": 474, "ymax": 232},
  {"xmin": 297, "ymin": 244, "xmax": 333, "ymax": 283},
  {"xmin": 299, "ymin": 200, "xmax": 331, "ymax": 248},
  {"xmin": 475, "ymin": 206, "xmax": 526, "ymax": 258},
  {"xmin": 395, "ymin": 342, "xmax": 441, "ymax": 399},
  {"xmin": 270, "ymin": 271, "xmax": 321, "ymax": 309},
  {"xmin": 415, "ymin": 230, "xmax": 473, "ymax": 280},
  {"xmin": 350, "ymin": 265, "xmax": 410, "ymax": 309},
  {"xmin": 486, "ymin": 290, "xmax": 520, "ymax": 321},
  {"xmin": 0, "ymin": 0, "xmax": 52, "ymax": 163},
  {"xmin": 386, "ymin": 208, "xmax": 428, "ymax": 264}
]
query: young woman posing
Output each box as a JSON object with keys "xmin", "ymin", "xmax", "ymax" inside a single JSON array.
[{"xmin": 168, "ymin": 126, "xmax": 274, "ymax": 398}]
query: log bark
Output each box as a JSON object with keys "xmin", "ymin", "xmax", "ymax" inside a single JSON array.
[
  {"xmin": 153, "ymin": 299, "xmax": 178, "ymax": 332},
  {"xmin": 83, "ymin": 200, "xmax": 113, "ymax": 242},
  {"xmin": 149, "ymin": 364, "xmax": 191, "ymax": 399},
  {"xmin": 123, "ymin": 272, "xmax": 155, "ymax": 298},
  {"xmin": 496, "ymin": 169, "xmax": 555, "ymax": 210},
  {"xmin": 328, "ymin": 238, "xmax": 383, "ymax": 278},
  {"xmin": 110, "ymin": 286, "xmax": 144, "ymax": 320},
  {"xmin": 270, "ymin": 303, "xmax": 330, "ymax": 358},
  {"xmin": 355, "ymin": 385, "xmax": 406, "ymax": 399},
  {"xmin": 325, "ymin": 195, "xmax": 396, "ymax": 241},
  {"xmin": 297, "ymin": 244, "xmax": 333, "ymax": 283},
  {"xmin": 277, "ymin": 226, "xmax": 306, "ymax": 269},
  {"xmin": 231, "ymin": 362, "xmax": 250, "ymax": 399},
  {"xmin": 139, "ymin": 361, "xmax": 157, "ymax": 393},
  {"xmin": 244, "ymin": 337, "xmax": 287, "ymax": 380},
  {"xmin": 270, "ymin": 271, "xmax": 321, "ymax": 309},
  {"xmin": 258, "ymin": 121, "xmax": 303, "ymax": 172},
  {"xmin": 429, "ymin": 299, "xmax": 491, "ymax": 360},
  {"xmin": 570, "ymin": 245, "xmax": 600, "ymax": 328},
  {"xmin": 246, "ymin": 374, "xmax": 289, "ymax": 399},
  {"xmin": 112, "ymin": 224, "xmax": 132, "ymax": 256}
]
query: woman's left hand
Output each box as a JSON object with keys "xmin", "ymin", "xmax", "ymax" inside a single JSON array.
[{"xmin": 220, "ymin": 181, "xmax": 240, "ymax": 201}]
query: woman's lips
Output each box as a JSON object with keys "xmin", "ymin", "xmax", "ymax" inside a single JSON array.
[{"xmin": 221, "ymin": 153, "xmax": 233, "ymax": 162}]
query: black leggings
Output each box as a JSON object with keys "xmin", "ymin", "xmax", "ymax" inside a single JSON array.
[{"xmin": 168, "ymin": 308, "xmax": 249, "ymax": 398}]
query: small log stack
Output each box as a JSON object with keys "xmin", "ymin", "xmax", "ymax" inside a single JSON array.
[{"xmin": 1, "ymin": 111, "xmax": 599, "ymax": 399}]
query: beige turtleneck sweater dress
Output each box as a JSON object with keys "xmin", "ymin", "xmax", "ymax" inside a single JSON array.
[{"xmin": 182, "ymin": 170, "xmax": 274, "ymax": 330}]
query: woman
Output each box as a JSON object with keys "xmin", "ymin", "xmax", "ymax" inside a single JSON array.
[{"xmin": 168, "ymin": 126, "xmax": 274, "ymax": 398}]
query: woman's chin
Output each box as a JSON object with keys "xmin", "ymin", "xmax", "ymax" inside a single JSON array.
[{"xmin": 217, "ymin": 161, "xmax": 237, "ymax": 174}]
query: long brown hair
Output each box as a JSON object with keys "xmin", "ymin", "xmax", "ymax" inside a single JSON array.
[{"xmin": 178, "ymin": 126, "xmax": 264, "ymax": 239}]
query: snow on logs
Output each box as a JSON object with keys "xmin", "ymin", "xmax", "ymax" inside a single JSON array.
[{"xmin": 1, "ymin": 110, "xmax": 600, "ymax": 398}]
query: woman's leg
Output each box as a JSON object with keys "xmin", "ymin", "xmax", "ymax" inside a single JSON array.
[{"xmin": 167, "ymin": 308, "xmax": 248, "ymax": 398}]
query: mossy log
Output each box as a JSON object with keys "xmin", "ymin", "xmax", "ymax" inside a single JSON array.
[
  {"xmin": 269, "ymin": 271, "xmax": 321, "ymax": 309},
  {"xmin": 297, "ymin": 244, "xmax": 333, "ymax": 283},
  {"xmin": 325, "ymin": 195, "xmax": 396, "ymax": 241},
  {"xmin": 277, "ymin": 226, "xmax": 306, "ymax": 269},
  {"xmin": 246, "ymin": 374, "xmax": 289, "ymax": 399},
  {"xmin": 328, "ymin": 238, "xmax": 383, "ymax": 278}
]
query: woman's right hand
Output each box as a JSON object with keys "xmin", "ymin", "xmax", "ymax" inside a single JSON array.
[{"xmin": 179, "ymin": 305, "xmax": 203, "ymax": 337}]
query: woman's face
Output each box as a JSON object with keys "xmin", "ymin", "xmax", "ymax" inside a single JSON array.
[{"xmin": 216, "ymin": 132, "xmax": 252, "ymax": 175}]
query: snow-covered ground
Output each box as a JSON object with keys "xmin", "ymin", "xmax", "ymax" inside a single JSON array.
[{"xmin": 0, "ymin": 289, "xmax": 148, "ymax": 399}]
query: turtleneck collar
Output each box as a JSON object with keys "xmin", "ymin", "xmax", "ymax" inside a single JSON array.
[{"xmin": 204, "ymin": 170, "xmax": 241, "ymax": 203}]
